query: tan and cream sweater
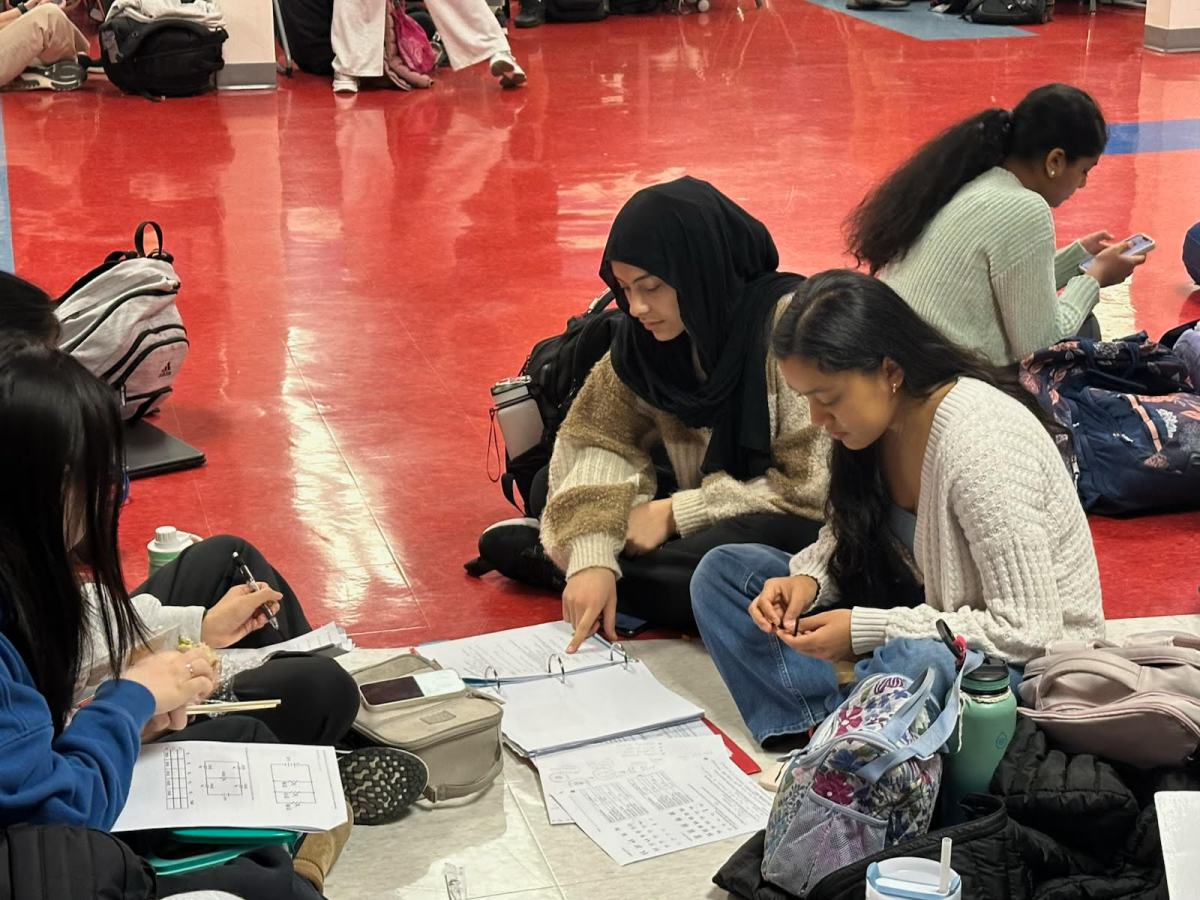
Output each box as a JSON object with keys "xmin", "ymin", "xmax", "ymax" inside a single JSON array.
[{"xmin": 541, "ymin": 300, "xmax": 830, "ymax": 580}]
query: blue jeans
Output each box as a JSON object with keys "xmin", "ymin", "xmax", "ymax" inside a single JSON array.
[{"xmin": 691, "ymin": 544, "xmax": 965, "ymax": 746}]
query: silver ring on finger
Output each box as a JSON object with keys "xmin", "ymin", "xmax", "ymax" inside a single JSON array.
[{"xmin": 185, "ymin": 662, "xmax": 195, "ymax": 677}]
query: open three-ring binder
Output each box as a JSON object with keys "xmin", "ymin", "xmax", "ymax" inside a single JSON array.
[{"xmin": 418, "ymin": 622, "xmax": 704, "ymax": 757}]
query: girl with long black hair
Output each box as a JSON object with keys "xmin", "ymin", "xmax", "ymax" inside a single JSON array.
[
  {"xmin": 536, "ymin": 177, "xmax": 830, "ymax": 651},
  {"xmin": 0, "ymin": 340, "xmax": 218, "ymax": 823},
  {"xmin": 0, "ymin": 339, "xmax": 422, "ymax": 899},
  {"xmin": 691, "ymin": 270, "xmax": 1104, "ymax": 747},
  {"xmin": 0, "ymin": 273, "xmax": 427, "ymax": 830},
  {"xmin": 846, "ymin": 83, "xmax": 1143, "ymax": 365}
]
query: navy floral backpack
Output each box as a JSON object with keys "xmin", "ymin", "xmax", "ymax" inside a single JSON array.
[{"xmin": 1019, "ymin": 332, "xmax": 1200, "ymax": 514}]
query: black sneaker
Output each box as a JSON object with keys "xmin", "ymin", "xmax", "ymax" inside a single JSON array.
[
  {"xmin": 8, "ymin": 58, "xmax": 87, "ymax": 92},
  {"xmin": 338, "ymin": 747, "xmax": 429, "ymax": 826},
  {"xmin": 515, "ymin": 0, "xmax": 546, "ymax": 27},
  {"xmin": 477, "ymin": 518, "xmax": 566, "ymax": 593}
]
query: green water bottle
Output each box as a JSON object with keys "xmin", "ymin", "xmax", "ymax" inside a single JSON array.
[
  {"xmin": 941, "ymin": 654, "xmax": 1017, "ymax": 825},
  {"xmin": 147, "ymin": 526, "xmax": 199, "ymax": 577}
]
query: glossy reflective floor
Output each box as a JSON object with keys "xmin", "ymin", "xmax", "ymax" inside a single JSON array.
[
  {"xmin": 4, "ymin": 3, "xmax": 1200, "ymax": 898},
  {"xmin": 5, "ymin": 4, "xmax": 1200, "ymax": 639}
]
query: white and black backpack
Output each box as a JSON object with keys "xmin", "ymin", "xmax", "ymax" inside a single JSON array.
[
  {"xmin": 100, "ymin": 0, "xmax": 227, "ymax": 99},
  {"xmin": 54, "ymin": 222, "xmax": 188, "ymax": 421}
]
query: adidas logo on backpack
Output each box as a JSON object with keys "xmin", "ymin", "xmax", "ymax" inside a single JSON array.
[{"xmin": 54, "ymin": 222, "xmax": 189, "ymax": 421}]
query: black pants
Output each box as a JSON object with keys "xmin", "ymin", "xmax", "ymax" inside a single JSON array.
[
  {"xmin": 149, "ymin": 717, "xmax": 324, "ymax": 900},
  {"xmin": 134, "ymin": 535, "xmax": 359, "ymax": 747},
  {"xmin": 530, "ymin": 467, "xmax": 823, "ymax": 630}
]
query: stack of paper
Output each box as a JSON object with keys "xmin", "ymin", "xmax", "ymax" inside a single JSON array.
[
  {"xmin": 420, "ymin": 622, "xmax": 704, "ymax": 757},
  {"xmin": 113, "ymin": 741, "xmax": 348, "ymax": 833},
  {"xmin": 418, "ymin": 621, "xmax": 614, "ymax": 684},
  {"xmin": 489, "ymin": 661, "xmax": 705, "ymax": 756},
  {"xmin": 534, "ymin": 736, "xmax": 774, "ymax": 864},
  {"xmin": 218, "ymin": 622, "xmax": 355, "ymax": 670}
]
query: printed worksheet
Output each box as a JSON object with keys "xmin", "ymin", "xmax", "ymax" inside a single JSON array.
[
  {"xmin": 217, "ymin": 622, "xmax": 354, "ymax": 670},
  {"xmin": 112, "ymin": 741, "xmax": 348, "ymax": 833},
  {"xmin": 552, "ymin": 752, "xmax": 774, "ymax": 865},
  {"xmin": 536, "ymin": 734, "xmax": 727, "ymax": 825},
  {"xmin": 419, "ymin": 621, "xmax": 614, "ymax": 683}
]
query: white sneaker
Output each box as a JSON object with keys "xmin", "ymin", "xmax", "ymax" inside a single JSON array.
[
  {"xmin": 488, "ymin": 51, "xmax": 526, "ymax": 89},
  {"xmin": 332, "ymin": 73, "xmax": 359, "ymax": 93}
]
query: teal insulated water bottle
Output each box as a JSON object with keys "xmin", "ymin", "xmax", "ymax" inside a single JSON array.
[{"xmin": 941, "ymin": 654, "xmax": 1017, "ymax": 824}]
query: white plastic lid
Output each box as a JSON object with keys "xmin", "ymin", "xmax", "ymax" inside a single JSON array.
[{"xmin": 152, "ymin": 526, "xmax": 190, "ymax": 550}]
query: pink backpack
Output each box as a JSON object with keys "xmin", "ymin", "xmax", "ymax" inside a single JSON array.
[
  {"xmin": 1018, "ymin": 631, "xmax": 1200, "ymax": 769},
  {"xmin": 391, "ymin": 2, "xmax": 436, "ymax": 76}
]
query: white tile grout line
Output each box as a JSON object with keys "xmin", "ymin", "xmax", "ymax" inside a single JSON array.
[{"xmin": 499, "ymin": 782, "xmax": 565, "ymax": 898}]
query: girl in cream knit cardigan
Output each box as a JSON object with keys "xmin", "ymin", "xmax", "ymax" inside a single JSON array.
[{"xmin": 692, "ymin": 270, "xmax": 1103, "ymax": 747}]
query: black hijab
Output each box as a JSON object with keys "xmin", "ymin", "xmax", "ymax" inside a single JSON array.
[{"xmin": 601, "ymin": 177, "xmax": 804, "ymax": 481}]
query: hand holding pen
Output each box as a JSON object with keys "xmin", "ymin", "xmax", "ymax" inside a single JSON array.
[
  {"xmin": 233, "ymin": 551, "xmax": 280, "ymax": 630},
  {"xmin": 196, "ymin": 554, "xmax": 283, "ymax": 648}
]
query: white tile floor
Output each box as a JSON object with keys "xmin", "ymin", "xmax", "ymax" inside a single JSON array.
[{"xmin": 324, "ymin": 615, "xmax": 1200, "ymax": 900}]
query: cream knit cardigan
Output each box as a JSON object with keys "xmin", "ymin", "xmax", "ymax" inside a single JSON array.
[{"xmin": 789, "ymin": 378, "xmax": 1104, "ymax": 663}]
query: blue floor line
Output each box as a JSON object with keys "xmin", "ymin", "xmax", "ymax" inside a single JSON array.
[
  {"xmin": 799, "ymin": 0, "xmax": 1034, "ymax": 39},
  {"xmin": 0, "ymin": 99, "xmax": 13, "ymax": 274},
  {"xmin": 1107, "ymin": 119, "xmax": 1200, "ymax": 155}
]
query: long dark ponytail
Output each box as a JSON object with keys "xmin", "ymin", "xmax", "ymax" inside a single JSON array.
[
  {"xmin": 772, "ymin": 270, "xmax": 1060, "ymax": 608},
  {"xmin": 0, "ymin": 339, "xmax": 145, "ymax": 733},
  {"xmin": 845, "ymin": 83, "xmax": 1107, "ymax": 274}
]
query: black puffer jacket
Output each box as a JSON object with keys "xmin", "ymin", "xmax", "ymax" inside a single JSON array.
[{"xmin": 715, "ymin": 718, "xmax": 1200, "ymax": 900}]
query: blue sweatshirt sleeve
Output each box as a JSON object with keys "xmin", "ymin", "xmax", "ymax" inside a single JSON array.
[{"xmin": 0, "ymin": 638, "xmax": 155, "ymax": 831}]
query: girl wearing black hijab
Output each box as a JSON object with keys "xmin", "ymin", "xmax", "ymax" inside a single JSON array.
[{"xmin": 537, "ymin": 177, "xmax": 829, "ymax": 651}]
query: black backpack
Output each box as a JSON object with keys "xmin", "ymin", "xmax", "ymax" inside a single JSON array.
[
  {"xmin": 546, "ymin": 0, "xmax": 609, "ymax": 23},
  {"xmin": 961, "ymin": 0, "xmax": 1050, "ymax": 23},
  {"xmin": 610, "ymin": 0, "xmax": 660, "ymax": 12},
  {"xmin": 100, "ymin": 15, "xmax": 227, "ymax": 98},
  {"xmin": 496, "ymin": 291, "xmax": 622, "ymax": 514},
  {"xmin": 0, "ymin": 824, "xmax": 155, "ymax": 900}
]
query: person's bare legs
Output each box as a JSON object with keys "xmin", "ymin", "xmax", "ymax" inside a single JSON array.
[{"xmin": 0, "ymin": 4, "xmax": 88, "ymax": 90}]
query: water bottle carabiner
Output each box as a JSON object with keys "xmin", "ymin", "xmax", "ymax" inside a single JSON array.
[{"xmin": 936, "ymin": 619, "xmax": 968, "ymax": 671}]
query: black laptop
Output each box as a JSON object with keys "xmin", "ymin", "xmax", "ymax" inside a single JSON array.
[{"xmin": 125, "ymin": 419, "xmax": 205, "ymax": 480}]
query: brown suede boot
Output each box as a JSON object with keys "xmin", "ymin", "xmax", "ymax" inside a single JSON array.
[{"xmin": 293, "ymin": 809, "xmax": 354, "ymax": 894}]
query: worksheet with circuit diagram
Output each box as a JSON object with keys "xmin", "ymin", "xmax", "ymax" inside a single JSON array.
[{"xmin": 112, "ymin": 741, "xmax": 347, "ymax": 833}]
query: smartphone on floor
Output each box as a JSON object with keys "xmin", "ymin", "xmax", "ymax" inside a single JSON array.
[
  {"xmin": 614, "ymin": 612, "xmax": 650, "ymax": 638},
  {"xmin": 358, "ymin": 669, "xmax": 467, "ymax": 710}
]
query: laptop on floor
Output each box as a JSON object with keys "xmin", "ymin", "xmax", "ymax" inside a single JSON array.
[{"xmin": 125, "ymin": 419, "xmax": 205, "ymax": 480}]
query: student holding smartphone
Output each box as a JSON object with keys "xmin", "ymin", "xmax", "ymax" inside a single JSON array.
[{"xmin": 845, "ymin": 83, "xmax": 1147, "ymax": 366}]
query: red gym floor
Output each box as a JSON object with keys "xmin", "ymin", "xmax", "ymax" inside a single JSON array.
[{"xmin": 4, "ymin": 1, "xmax": 1198, "ymax": 642}]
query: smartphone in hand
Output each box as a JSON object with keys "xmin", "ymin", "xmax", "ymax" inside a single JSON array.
[{"xmin": 1080, "ymin": 233, "xmax": 1155, "ymax": 273}]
